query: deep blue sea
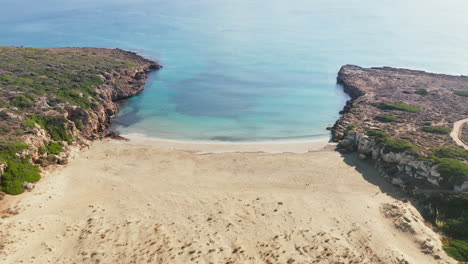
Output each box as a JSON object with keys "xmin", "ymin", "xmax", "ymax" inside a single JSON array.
[{"xmin": 2, "ymin": 0, "xmax": 468, "ymax": 141}]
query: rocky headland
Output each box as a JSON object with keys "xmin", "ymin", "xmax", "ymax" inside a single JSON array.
[
  {"xmin": 331, "ymin": 65, "xmax": 468, "ymax": 190},
  {"xmin": 331, "ymin": 65, "xmax": 468, "ymax": 261},
  {"xmin": 0, "ymin": 47, "xmax": 161, "ymax": 194}
]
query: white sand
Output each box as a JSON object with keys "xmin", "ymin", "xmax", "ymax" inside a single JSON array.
[{"xmin": 0, "ymin": 138, "xmax": 455, "ymax": 264}]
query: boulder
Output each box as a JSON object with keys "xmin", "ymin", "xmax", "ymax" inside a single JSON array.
[{"xmin": 22, "ymin": 182, "xmax": 35, "ymax": 191}]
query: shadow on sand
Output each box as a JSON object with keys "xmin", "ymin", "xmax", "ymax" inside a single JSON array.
[{"xmin": 340, "ymin": 152, "xmax": 419, "ymax": 205}]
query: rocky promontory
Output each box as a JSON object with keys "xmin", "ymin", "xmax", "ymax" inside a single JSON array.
[
  {"xmin": 0, "ymin": 47, "xmax": 161, "ymax": 194},
  {"xmin": 331, "ymin": 65, "xmax": 468, "ymax": 190},
  {"xmin": 331, "ymin": 65, "xmax": 468, "ymax": 262}
]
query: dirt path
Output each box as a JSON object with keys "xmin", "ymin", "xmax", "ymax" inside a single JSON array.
[{"xmin": 450, "ymin": 118, "xmax": 468, "ymax": 149}]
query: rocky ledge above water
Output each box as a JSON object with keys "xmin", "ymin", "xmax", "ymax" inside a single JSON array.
[{"xmin": 331, "ymin": 65, "xmax": 468, "ymax": 191}]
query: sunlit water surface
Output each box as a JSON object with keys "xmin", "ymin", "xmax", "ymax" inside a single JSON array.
[{"xmin": 2, "ymin": 0, "xmax": 468, "ymax": 141}]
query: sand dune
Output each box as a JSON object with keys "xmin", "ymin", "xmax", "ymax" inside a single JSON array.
[{"xmin": 0, "ymin": 138, "xmax": 455, "ymax": 264}]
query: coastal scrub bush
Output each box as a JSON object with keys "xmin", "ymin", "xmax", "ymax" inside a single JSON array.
[
  {"xmin": 444, "ymin": 239, "xmax": 468, "ymax": 261},
  {"xmin": 26, "ymin": 115, "xmax": 73, "ymax": 143},
  {"xmin": 419, "ymin": 193, "xmax": 468, "ymax": 261},
  {"xmin": 373, "ymin": 102, "xmax": 422, "ymax": 113},
  {"xmin": 46, "ymin": 141, "xmax": 63, "ymax": 155},
  {"xmin": 383, "ymin": 138, "xmax": 419, "ymax": 155},
  {"xmin": 430, "ymin": 157, "xmax": 468, "ymax": 187},
  {"xmin": 455, "ymin": 90, "xmax": 468, "ymax": 97},
  {"xmin": 414, "ymin": 89, "xmax": 429, "ymax": 95},
  {"xmin": 11, "ymin": 94, "xmax": 34, "ymax": 109},
  {"xmin": 367, "ymin": 129, "xmax": 389, "ymax": 143},
  {"xmin": 0, "ymin": 141, "xmax": 41, "ymax": 195},
  {"xmin": 73, "ymin": 119, "xmax": 85, "ymax": 131},
  {"xmin": 422, "ymin": 126, "xmax": 451, "ymax": 134},
  {"xmin": 375, "ymin": 114, "xmax": 398, "ymax": 122},
  {"xmin": 433, "ymin": 147, "xmax": 468, "ymax": 160},
  {"xmin": 367, "ymin": 129, "xmax": 419, "ymax": 154}
]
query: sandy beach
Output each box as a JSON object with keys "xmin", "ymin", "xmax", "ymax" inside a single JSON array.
[{"xmin": 0, "ymin": 138, "xmax": 455, "ymax": 264}]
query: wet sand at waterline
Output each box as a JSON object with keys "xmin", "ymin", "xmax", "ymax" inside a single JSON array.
[{"xmin": 0, "ymin": 138, "xmax": 455, "ymax": 263}]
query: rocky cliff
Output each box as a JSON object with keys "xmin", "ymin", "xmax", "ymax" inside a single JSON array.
[
  {"xmin": 0, "ymin": 47, "xmax": 161, "ymax": 194},
  {"xmin": 331, "ymin": 65, "xmax": 468, "ymax": 191}
]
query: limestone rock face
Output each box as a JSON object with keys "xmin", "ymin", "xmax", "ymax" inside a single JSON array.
[{"xmin": 339, "ymin": 132, "xmax": 443, "ymax": 189}]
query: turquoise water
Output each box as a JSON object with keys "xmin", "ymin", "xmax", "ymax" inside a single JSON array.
[{"xmin": 2, "ymin": 0, "xmax": 468, "ymax": 141}]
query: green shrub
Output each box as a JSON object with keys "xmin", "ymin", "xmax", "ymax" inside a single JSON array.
[
  {"xmin": 367, "ymin": 129, "xmax": 419, "ymax": 154},
  {"xmin": 367, "ymin": 129, "xmax": 389, "ymax": 143},
  {"xmin": 373, "ymin": 102, "xmax": 422, "ymax": 112},
  {"xmin": 431, "ymin": 157, "xmax": 468, "ymax": 187},
  {"xmin": 414, "ymin": 89, "xmax": 429, "ymax": 95},
  {"xmin": 383, "ymin": 138, "xmax": 419, "ymax": 155},
  {"xmin": 455, "ymin": 90, "xmax": 468, "ymax": 97},
  {"xmin": 11, "ymin": 94, "xmax": 34, "ymax": 109},
  {"xmin": 421, "ymin": 121, "xmax": 432, "ymax": 126},
  {"xmin": 26, "ymin": 115, "xmax": 73, "ymax": 142},
  {"xmin": 0, "ymin": 141, "xmax": 41, "ymax": 195},
  {"xmin": 73, "ymin": 119, "xmax": 85, "ymax": 131},
  {"xmin": 422, "ymin": 126, "xmax": 451, "ymax": 134},
  {"xmin": 433, "ymin": 147, "xmax": 468, "ymax": 160},
  {"xmin": 444, "ymin": 239, "xmax": 468, "ymax": 261},
  {"xmin": 402, "ymin": 90, "xmax": 412, "ymax": 94},
  {"xmin": 45, "ymin": 141, "xmax": 63, "ymax": 154},
  {"xmin": 375, "ymin": 114, "xmax": 398, "ymax": 122}
]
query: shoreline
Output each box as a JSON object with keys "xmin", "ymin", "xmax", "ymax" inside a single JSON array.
[{"xmin": 122, "ymin": 135, "xmax": 333, "ymax": 154}]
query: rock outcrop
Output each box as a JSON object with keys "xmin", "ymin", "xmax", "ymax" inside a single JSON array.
[
  {"xmin": 332, "ymin": 65, "xmax": 468, "ymax": 191},
  {"xmin": 0, "ymin": 47, "xmax": 161, "ymax": 193}
]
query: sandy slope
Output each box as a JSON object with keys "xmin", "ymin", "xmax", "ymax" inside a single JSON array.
[{"xmin": 0, "ymin": 138, "xmax": 455, "ymax": 264}]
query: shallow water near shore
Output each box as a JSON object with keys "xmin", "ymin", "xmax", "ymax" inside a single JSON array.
[{"xmin": 1, "ymin": 0, "xmax": 468, "ymax": 141}]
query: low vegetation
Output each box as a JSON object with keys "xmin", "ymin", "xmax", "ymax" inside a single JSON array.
[
  {"xmin": 0, "ymin": 141, "xmax": 40, "ymax": 195},
  {"xmin": 429, "ymin": 157, "xmax": 468, "ymax": 188},
  {"xmin": 432, "ymin": 147, "xmax": 468, "ymax": 160},
  {"xmin": 422, "ymin": 126, "xmax": 451, "ymax": 134},
  {"xmin": 25, "ymin": 115, "xmax": 73, "ymax": 143},
  {"xmin": 46, "ymin": 141, "xmax": 63, "ymax": 155},
  {"xmin": 455, "ymin": 90, "xmax": 468, "ymax": 97},
  {"xmin": 367, "ymin": 129, "xmax": 419, "ymax": 154},
  {"xmin": 375, "ymin": 114, "xmax": 398, "ymax": 122},
  {"xmin": 373, "ymin": 102, "xmax": 422, "ymax": 113},
  {"xmin": 419, "ymin": 194, "xmax": 468, "ymax": 261}
]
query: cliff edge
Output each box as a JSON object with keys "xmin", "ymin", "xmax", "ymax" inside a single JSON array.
[{"xmin": 0, "ymin": 47, "xmax": 161, "ymax": 194}]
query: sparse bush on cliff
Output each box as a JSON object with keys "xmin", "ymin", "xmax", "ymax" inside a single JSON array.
[
  {"xmin": 433, "ymin": 147, "xmax": 468, "ymax": 160},
  {"xmin": 11, "ymin": 94, "xmax": 34, "ymax": 109},
  {"xmin": 373, "ymin": 102, "xmax": 422, "ymax": 113},
  {"xmin": 73, "ymin": 119, "xmax": 85, "ymax": 131},
  {"xmin": 422, "ymin": 126, "xmax": 451, "ymax": 134},
  {"xmin": 46, "ymin": 141, "xmax": 63, "ymax": 155},
  {"xmin": 26, "ymin": 115, "xmax": 73, "ymax": 143},
  {"xmin": 0, "ymin": 141, "xmax": 41, "ymax": 195},
  {"xmin": 367, "ymin": 129, "xmax": 419, "ymax": 154},
  {"xmin": 375, "ymin": 114, "xmax": 398, "ymax": 122},
  {"xmin": 367, "ymin": 129, "xmax": 389, "ymax": 142},
  {"xmin": 383, "ymin": 138, "xmax": 419, "ymax": 155},
  {"xmin": 430, "ymin": 157, "xmax": 468, "ymax": 188}
]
